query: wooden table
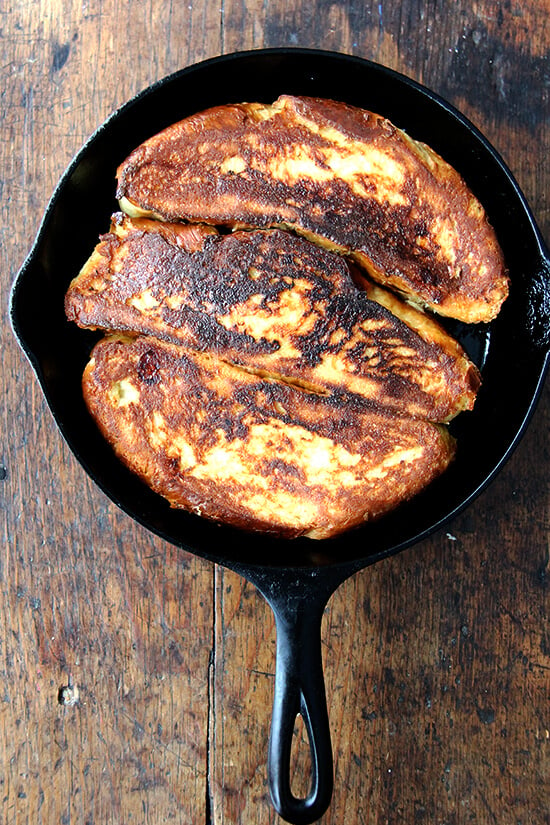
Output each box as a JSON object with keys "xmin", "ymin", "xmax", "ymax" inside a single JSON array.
[{"xmin": 2, "ymin": 1, "xmax": 548, "ymax": 823}]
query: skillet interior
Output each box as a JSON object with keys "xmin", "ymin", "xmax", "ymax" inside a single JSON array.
[{"xmin": 10, "ymin": 48, "xmax": 550, "ymax": 571}]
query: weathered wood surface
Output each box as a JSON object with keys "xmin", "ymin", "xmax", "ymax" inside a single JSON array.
[{"xmin": 1, "ymin": 1, "xmax": 548, "ymax": 823}]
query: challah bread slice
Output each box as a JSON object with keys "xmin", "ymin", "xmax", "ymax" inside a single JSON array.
[
  {"xmin": 83, "ymin": 334, "xmax": 456, "ymax": 540},
  {"xmin": 66, "ymin": 215, "xmax": 480, "ymax": 422},
  {"xmin": 116, "ymin": 95, "xmax": 508, "ymax": 323}
]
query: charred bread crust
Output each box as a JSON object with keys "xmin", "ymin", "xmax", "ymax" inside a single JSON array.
[
  {"xmin": 117, "ymin": 95, "xmax": 508, "ymax": 323},
  {"xmin": 83, "ymin": 334, "xmax": 456, "ymax": 540},
  {"xmin": 66, "ymin": 215, "xmax": 480, "ymax": 423}
]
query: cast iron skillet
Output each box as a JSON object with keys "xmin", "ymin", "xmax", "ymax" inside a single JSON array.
[{"xmin": 10, "ymin": 49, "xmax": 550, "ymax": 824}]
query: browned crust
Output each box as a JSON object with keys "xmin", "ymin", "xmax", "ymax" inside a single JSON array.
[
  {"xmin": 83, "ymin": 334, "xmax": 456, "ymax": 540},
  {"xmin": 116, "ymin": 95, "xmax": 509, "ymax": 323},
  {"xmin": 66, "ymin": 215, "xmax": 480, "ymax": 422}
]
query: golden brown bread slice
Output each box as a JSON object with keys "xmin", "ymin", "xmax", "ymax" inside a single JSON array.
[
  {"xmin": 83, "ymin": 334, "xmax": 456, "ymax": 539},
  {"xmin": 116, "ymin": 95, "xmax": 508, "ymax": 323},
  {"xmin": 65, "ymin": 215, "xmax": 480, "ymax": 422}
]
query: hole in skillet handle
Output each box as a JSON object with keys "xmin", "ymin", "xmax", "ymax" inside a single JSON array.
[{"xmin": 242, "ymin": 563, "xmax": 358, "ymax": 824}]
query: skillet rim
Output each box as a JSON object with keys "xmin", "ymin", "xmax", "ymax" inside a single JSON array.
[{"xmin": 9, "ymin": 46, "xmax": 550, "ymax": 573}]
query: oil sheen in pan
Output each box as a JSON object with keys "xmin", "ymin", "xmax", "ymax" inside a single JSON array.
[{"xmin": 442, "ymin": 317, "xmax": 491, "ymax": 371}]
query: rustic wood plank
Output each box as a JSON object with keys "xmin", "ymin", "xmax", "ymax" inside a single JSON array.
[
  {"xmin": 2, "ymin": 2, "xmax": 218, "ymax": 824},
  {"xmin": 1, "ymin": 0, "xmax": 548, "ymax": 824}
]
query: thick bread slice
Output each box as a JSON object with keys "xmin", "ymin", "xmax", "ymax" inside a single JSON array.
[
  {"xmin": 65, "ymin": 215, "xmax": 480, "ymax": 422},
  {"xmin": 116, "ymin": 95, "xmax": 508, "ymax": 323},
  {"xmin": 83, "ymin": 334, "xmax": 456, "ymax": 540}
]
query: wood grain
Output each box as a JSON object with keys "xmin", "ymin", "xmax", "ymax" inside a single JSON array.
[{"xmin": 1, "ymin": 1, "xmax": 548, "ymax": 823}]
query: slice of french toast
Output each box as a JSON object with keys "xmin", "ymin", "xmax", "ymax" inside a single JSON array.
[
  {"xmin": 116, "ymin": 95, "xmax": 508, "ymax": 323},
  {"xmin": 83, "ymin": 334, "xmax": 456, "ymax": 540},
  {"xmin": 65, "ymin": 215, "xmax": 480, "ymax": 422}
]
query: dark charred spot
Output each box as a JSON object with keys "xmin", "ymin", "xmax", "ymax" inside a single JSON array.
[
  {"xmin": 137, "ymin": 349, "xmax": 161, "ymax": 384},
  {"xmin": 263, "ymin": 458, "xmax": 305, "ymax": 481},
  {"xmin": 217, "ymin": 413, "xmax": 249, "ymax": 441}
]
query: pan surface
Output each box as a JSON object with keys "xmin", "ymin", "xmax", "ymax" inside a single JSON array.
[{"xmin": 10, "ymin": 48, "xmax": 550, "ymax": 824}]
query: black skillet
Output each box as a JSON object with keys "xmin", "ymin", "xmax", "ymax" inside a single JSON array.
[{"xmin": 10, "ymin": 49, "xmax": 550, "ymax": 824}]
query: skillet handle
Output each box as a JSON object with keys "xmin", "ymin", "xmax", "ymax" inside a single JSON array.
[
  {"xmin": 243, "ymin": 565, "xmax": 352, "ymax": 825},
  {"xmin": 268, "ymin": 593, "xmax": 333, "ymax": 824}
]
